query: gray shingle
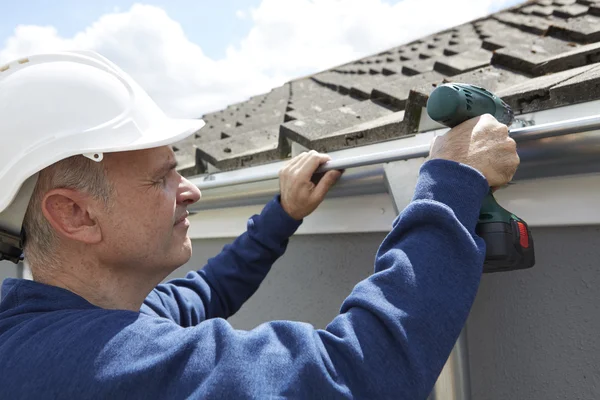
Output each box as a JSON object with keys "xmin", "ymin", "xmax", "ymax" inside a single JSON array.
[
  {"xmin": 407, "ymin": 66, "xmax": 530, "ymax": 110},
  {"xmin": 532, "ymin": 5, "xmax": 556, "ymax": 16},
  {"xmin": 547, "ymin": 14, "xmax": 600, "ymax": 42},
  {"xmin": 493, "ymin": 11, "xmax": 553, "ymax": 35},
  {"xmin": 551, "ymin": 62, "xmax": 600, "ymax": 103},
  {"xmin": 533, "ymin": 41, "xmax": 600, "ymax": 75},
  {"xmin": 349, "ymin": 74, "xmax": 397, "ymax": 100},
  {"xmin": 553, "ymin": 4, "xmax": 589, "ymax": 17},
  {"xmin": 495, "ymin": 63, "xmax": 596, "ymax": 113},
  {"xmin": 482, "ymin": 26, "xmax": 557, "ymax": 51},
  {"xmin": 519, "ymin": 5, "xmax": 535, "ymax": 14},
  {"xmin": 433, "ymin": 48, "xmax": 494, "ymax": 76},
  {"xmin": 173, "ymin": 136, "xmax": 206, "ymax": 176},
  {"xmin": 521, "ymin": 5, "xmax": 556, "ymax": 16},
  {"xmin": 190, "ymin": 86, "xmax": 289, "ymax": 152},
  {"xmin": 313, "ymin": 71, "xmax": 375, "ymax": 94},
  {"xmin": 193, "ymin": 125, "xmax": 232, "ymax": 144},
  {"xmin": 195, "ymin": 125, "xmax": 287, "ymax": 171},
  {"xmin": 474, "ymin": 19, "xmax": 512, "ymax": 38},
  {"xmin": 370, "ymin": 71, "xmax": 446, "ymax": 109},
  {"xmin": 444, "ymin": 38, "xmax": 484, "ymax": 55},
  {"xmin": 285, "ymin": 110, "xmax": 408, "ymax": 153},
  {"xmin": 286, "ymin": 79, "xmax": 358, "ymax": 120},
  {"xmin": 402, "ymin": 58, "xmax": 441, "ymax": 75},
  {"xmin": 492, "ymin": 37, "xmax": 578, "ymax": 75},
  {"xmin": 381, "ymin": 64, "xmax": 403, "ymax": 75},
  {"xmin": 233, "ymin": 109, "xmax": 286, "ymax": 132},
  {"xmin": 280, "ymin": 100, "xmax": 397, "ymax": 151}
]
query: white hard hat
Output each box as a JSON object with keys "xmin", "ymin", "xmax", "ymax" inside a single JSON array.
[
  {"xmin": 0, "ymin": 50, "xmax": 205, "ymax": 262},
  {"xmin": 0, "ymin": 50, "xmax": 205, "ymax": 215}
]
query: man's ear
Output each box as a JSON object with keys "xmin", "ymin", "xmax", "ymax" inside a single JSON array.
[{"xmin": 41, "ymin": 189, "xmax": 103, "ymax": 245}]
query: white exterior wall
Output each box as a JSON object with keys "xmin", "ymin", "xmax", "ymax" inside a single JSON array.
[
  {"xmin": 0, "ymin": 260, "xmax": 19, "ymax": 284},
  {"xmin": 172, "ymin": 226, "xmax": 600, "ymax": 399}
]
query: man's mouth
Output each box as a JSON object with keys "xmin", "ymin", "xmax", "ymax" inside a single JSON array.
[{"xmin": 174, "ymin": 211, "xmax": 190, "ymax": 226}]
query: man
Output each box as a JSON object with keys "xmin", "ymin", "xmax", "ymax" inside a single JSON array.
[{"xmin": 0, "ymin": 51, "xmax": 518, "ymax": 399}]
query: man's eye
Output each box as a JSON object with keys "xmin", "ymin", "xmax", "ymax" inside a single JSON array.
[{"xmin": 154, "ymin": 176, "xmax": 167, "ymax": 186}]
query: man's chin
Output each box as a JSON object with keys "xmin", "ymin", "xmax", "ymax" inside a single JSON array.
[
  {"xmin": 157, "ymin": 238, "xmax": 193, "ymax": 276},
  {"xmin": 171, "ymin": 241, "xmax": 193, "ymax": 268}
]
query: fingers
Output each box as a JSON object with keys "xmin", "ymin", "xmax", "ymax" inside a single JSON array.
[
  {"xmin": 503, "ymin": 137, "xmax": 520, "ymax": 182},
  {"xmin": 295, "ymin": 150, "xmax": 331, "ymax": 181},
  {"xmin": 312, "ymin": 169, "xmax": 342, "ymax": 201},
  {"xmin": 277, "ymin": 149, "xmax": 340, "ymax": 220},
  {"xmin": 281, "ymin": 151, "xmax": 309, "ymax": 175},
  {"xmin": 427, "ymin": 135, "xmax": 439, "ymax": 160}
]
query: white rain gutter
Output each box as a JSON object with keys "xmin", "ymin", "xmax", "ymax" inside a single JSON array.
[
  {"xmin": 187, "ymin": 100, "xmax": 600, "ymax": 239},
  {"xmin": 195, "ymin": 113, "xmax": 600, "ymax": 191}
]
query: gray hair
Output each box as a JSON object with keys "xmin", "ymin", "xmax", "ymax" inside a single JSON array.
[{"xmin": 22, "ymin": 155, "xmax": 113, "ymax": 268}]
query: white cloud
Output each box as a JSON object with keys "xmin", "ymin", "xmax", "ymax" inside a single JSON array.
[
  {"xmin": 236, "ymin": 10, "xmax": 247, "ymax": 20},
  {"xmin": 0, "ymin": 0, "xmax": 524, "ymax": 118}
]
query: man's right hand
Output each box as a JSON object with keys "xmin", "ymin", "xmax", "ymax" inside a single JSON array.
[
  {"xmin": 428, "ymin": 114, "xmax": 519, "ymax": 188},
  {"xmin": 278, "ymin": 150, "xmax": 342, "ymax": 221}
]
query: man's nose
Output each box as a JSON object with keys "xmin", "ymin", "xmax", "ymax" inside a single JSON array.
[{"xmin": 177, "ymin": 177, "xmax": 201, "ymax": 205}]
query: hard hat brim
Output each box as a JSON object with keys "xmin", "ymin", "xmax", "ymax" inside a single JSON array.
[
  {"xmin": 102, "ymin": 117, "xmax": 206, "ymax": 153},
  {"xmin": 0, "ymin": 117, "xmax": 205, "ymax": 215}
]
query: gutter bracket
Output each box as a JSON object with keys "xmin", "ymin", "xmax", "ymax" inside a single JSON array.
[{"xmin": 382, "ymin": 158, "xmax": 423, "ymax": 215}]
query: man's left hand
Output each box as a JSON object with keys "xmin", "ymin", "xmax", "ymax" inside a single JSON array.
[{"xmin": 278, "ymin": 150, "xmax": 342, "ymax": 220}]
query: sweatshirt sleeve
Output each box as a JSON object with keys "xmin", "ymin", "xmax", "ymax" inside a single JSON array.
[
  {"xmin": 141, "ymin": 195, "xmax": 302, "ymax": 326},
  {"xmin": 90, "ymin": 159, "xmax": 490, "ymax": 399}
]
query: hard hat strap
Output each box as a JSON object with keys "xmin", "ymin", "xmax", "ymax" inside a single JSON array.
[{"xmin": 0, "ymin": 174, "xmax": 39, "ymax": 264}]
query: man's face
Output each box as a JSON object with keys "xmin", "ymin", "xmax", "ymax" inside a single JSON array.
[{"xmin": 97, "ymin": 146, "xmax": 201, "ymax": 276}]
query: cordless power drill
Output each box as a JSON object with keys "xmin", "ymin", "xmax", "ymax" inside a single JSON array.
[{"xmin": 426, "ymin": 83, "xmax": 535, "ymax": 273}]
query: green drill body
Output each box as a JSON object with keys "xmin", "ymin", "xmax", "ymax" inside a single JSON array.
[{"xmin": 426, "ymin": 83, "xmax": 535, "ymax": 273}]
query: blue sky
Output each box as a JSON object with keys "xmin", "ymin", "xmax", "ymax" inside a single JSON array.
[
  {"xmin": 1, "ymin": 0, "xmax": 264, "ymax": 59},
  {"xmin": 0, "ymin": 0, "xmax": 525, "ymax": 117}
]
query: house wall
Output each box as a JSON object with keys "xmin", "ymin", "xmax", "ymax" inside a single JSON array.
[
  {"xmin": 0, "ymin": 260, "xmax": 19, "ymax": 287},
  {"xmin": 174, "ymin": 225, "xmax": 600, "ymax": 400}
]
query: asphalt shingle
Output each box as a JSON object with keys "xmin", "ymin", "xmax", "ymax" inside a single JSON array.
[
  {"xmin": 553, "ymin": 0, "xmax": 577, "ymax": 6},
  {"xmin": 521, "ymin": 5, "xmax": 556, "ymax": 16},
  {"xmin": 433, "ymin": 48, "xmax": 494, "ymax": 76},
  {"xmin": 493, "ymin": 11, "xmax": 554, "ymax": 35},
  {"xmin": 533, "ymin": 41, "xmax": 600, "ymax": 75},
  {"xmin": 551, "ymin": 62, "xmax": 600, "ymax": 104},
  {"xmin": 173, "ymin": 137, "xmax": 206, "ymax": 177},
  {"xmin": 547, "ymin": 14, "xmax": 600, "ymax": 42},
  {"xmin": 195, "ymin": 125, "xmax": 287, "ymax": 171},
  {"xmin": 553, "ymin": 4, "xmax": 590, "ymax": 18},
  {"xmin": 280, "ymin": 100, "xmax": 399, "ymax": 151},
  {"xmin": 495, "ymin": 64, "xmax": 596, "ymax": 113},
  {"xmin": 370, "ymin": 71, "xmax": 447, "ymax": 109},
  {"xmin": 482, "ymin": 22, "xmax": 564, "ymax": 51},
  {"xmin": 407, "ymin": 66, "xmax": 530, "ymax": 111},
  {"xmin": 492, "ymin": 37, "xmax": 578, "ymax": 75},
  {"xmin": 286, "ymin": 79, "xmax": 359, "ymax": 121}
]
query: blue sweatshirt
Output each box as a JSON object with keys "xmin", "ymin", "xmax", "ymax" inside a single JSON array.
[{"xmin": 0, "ymin": 159, "xmax": 488, "ymax": 399}]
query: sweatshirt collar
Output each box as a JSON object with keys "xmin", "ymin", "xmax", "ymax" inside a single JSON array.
[{"xmin": 1, "ymin": 278, "xmax": 99, "ymax": 312}]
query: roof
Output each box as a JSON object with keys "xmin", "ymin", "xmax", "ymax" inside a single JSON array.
[{"xmin": 172, "ymin": 0, "xmax": 600, "ymax": 177}]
